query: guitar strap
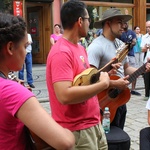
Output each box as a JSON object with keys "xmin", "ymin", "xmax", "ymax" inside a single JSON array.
[{"xmin": 114, "ymin": 39, "xmax": 123, "ymax": 49}]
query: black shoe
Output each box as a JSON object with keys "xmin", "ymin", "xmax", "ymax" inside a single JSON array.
[
  {"xmin": 28, "ymin": 84, "xmax": 35, "ymax": 88},
  {"xmin": 131, "ymin": 90, "xmax": 141, "ymax": 96}
]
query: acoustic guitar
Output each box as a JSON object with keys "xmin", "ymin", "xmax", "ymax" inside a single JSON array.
[
  {"xmin": 8, "ymin": 73, "xmax": 55, "ymax": 149},
  {"xmin": 27, "ymin": 128, "xmax": 55, "ymax": 150},
  {"xmin": 73, "ymin": 43, "xmax": 130, "ymax": 86},
  {"xmin": 98, "ymin": 60, "xmax": 150, "ymax": 123}
]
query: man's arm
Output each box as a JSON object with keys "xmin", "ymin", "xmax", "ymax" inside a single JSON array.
[
  {"xmin": 141, "ymin": 34, "xmax": 149, "ymax": 52},
  {"xmin": 16, "ymin": 97, "xmax": 75, "ymax": 150},
  {"xmin": 141, "ymin": 44, "xmax": 149, "ymax": 53},
  {"xmin": 28, "ymin": 34, "xmax": 33, "ymax": 45}
]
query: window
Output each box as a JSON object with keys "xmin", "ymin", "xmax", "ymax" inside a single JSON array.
[
  {"xmin": 83, "ymin": 0, "xmax": 133, "ymax": 3},
  {"xmin": 147, "ymin": 9, "xmax": 150, "ymax": 21}
]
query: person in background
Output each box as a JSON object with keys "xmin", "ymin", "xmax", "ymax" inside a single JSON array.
[
  {"xmin": 0, "ymin": 12, "xmax": 75, "ymax": 150},
  {"xmin": 95, "ymin": 28, "xmax": 103, "ymax": 37},
  {"xmin": 46, "ymin": 1, "xmax": 123, "ymax": 149},
  {"xmin": 79, "ymin": 30, "xmax": 95, "ymax": 50},
  {"xmin": 120, "ymin": 22, "xmax": 141, "ymax": 96},
  {"xmin": 88, "ymin": 8, "xmax": 150, "ymax": 130},
  {"xmin": 133, "ymin": 26, "xmax": 143, "ymax": 67},
  {"xmin": 50, "ymin": 24, "xmax": 62, "ymax": 45},
  {"xmin": 141, "ymin": 21, "xmax": 150, "ymax": 101},
  {"xmin": 140, "ymin": 97, "xmax": 150, "ymax": 150},
  {"xmin": 18, "ymin": 33, "xmax": 35, "ymax": 88}
]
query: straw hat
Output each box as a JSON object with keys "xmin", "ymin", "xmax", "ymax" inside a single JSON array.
[{"xmin": 94, "ymin": 8, "xmax": 132, "ymax": 28}]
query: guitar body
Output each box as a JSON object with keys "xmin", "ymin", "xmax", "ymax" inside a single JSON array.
[
  {"xmin": 98, "ymin": 75, "xmax": 131, "ymax": 123},
  {"xmin": 73, "ymin": 68, "xmax": 98, "ymax": 86},
  {"xmin": 28, "ymin": 129, "xmax": 55, "ymax": 150}
]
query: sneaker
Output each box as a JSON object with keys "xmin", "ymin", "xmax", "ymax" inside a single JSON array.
[
  {"xmin": 144, "ymin": 97, "xmax": 149, "ymax": 101},
  {"xmin": 131, "ymin": 90, "xmax": 141, "ymax": 96},
  {"xmin": 28, "ymin": 84, "xmax": 35, "ymax": 88}
]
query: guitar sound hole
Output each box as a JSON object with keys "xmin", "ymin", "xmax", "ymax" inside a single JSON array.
[
  {"xmin": 108, "ymin": 88, "xmax": 120, "ymax": 98},
  {"xmin": 90, "ymin": 74, "xmax": 99, "ymax": 84}
]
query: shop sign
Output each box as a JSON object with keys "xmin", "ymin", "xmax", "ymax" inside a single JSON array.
[
  {"xmin": 13, "ymin": 1, "xmax": 23, "ymax": 17},
  {"xmin": 31, "ymin": 27, "xmax": 37, "ymax": 34}
]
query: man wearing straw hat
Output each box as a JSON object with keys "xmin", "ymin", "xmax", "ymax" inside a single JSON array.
[{"xmin": 88, "ymin": 8, "xmax": 150, "ymax": 129}]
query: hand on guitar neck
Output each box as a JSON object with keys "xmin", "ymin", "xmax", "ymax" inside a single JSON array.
[
  {"xmin": 8, "ymin": 72, "xmax": 32, "ymax": 91},
  {"xmin": 108, "ymin": 63, "xmax": 122, "ymax": 75}
]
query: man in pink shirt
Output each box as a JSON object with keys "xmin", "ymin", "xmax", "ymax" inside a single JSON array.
[{"xmin": 46, "ymin": 1, "xmax": 129, "ymax": 149}]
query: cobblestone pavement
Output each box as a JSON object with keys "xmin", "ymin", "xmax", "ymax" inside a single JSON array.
[
  {"xmin": 124, "ymin": 88, "xmax": 147, "ymax": 150},
  {"xmin": 24, "ymin": 64, "xmax": 148, "ymax": 150}
]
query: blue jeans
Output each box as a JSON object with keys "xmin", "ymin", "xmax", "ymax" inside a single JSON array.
[{"xmin": 18, "ymin": 53, "xmax": 33, "ymax": 84}]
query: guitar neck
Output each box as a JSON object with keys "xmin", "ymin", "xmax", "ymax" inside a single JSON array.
[
  {"xmin": 91, "ymin": 59, "xmax": 118, "ymax": 84},
  {"xmin": 99, "ymin": 59, "xmax": 119, "ymax": 73},
  {"xmin": 128, "ymin": 62, "xmax": 147, "ymax": 83}
]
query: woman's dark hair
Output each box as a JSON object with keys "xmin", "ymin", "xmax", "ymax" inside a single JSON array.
[
  {"xmin": 0, "ymin": 13, "xmax": 26, "ymax": 50},
  {"xmin": 54, "ymin": 24, "xmax": 61, "ymax": 28},
  {"xmin": 60, "ymin": 0, "xmax": 87, "ymax": 29},
  {"xmin": 134, "ymin": 26, "xmax": 140, "ymax": 30}
]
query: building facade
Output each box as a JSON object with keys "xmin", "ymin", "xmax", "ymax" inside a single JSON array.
[
  {"xmin": 0, "ymin": 0, "xmax": 57, "ymax": 64},
  {"xmin": 25, "ymin": 0, "xmax": 53, "ymax": 63},
  {"xmin": 1, "ymin": 0, "xmax": 150, "ymax": 63}
]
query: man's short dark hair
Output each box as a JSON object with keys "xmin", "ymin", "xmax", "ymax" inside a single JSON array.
[{"xmin": 60, "ymin": 0, "xmax": 87, "ymax": 29}]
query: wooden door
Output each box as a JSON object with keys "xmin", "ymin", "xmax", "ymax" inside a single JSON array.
[{"xmin": 27, "ymin": 6, "xmax": 44, "ymax": 63}]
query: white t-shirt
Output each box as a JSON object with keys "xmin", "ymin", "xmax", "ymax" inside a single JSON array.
[
  {"xmin": 146, "ymin": 98, "xmax": 150, "ymax": 110},
  {"xmin": 141, "ymin": 33, "xmax": 150, "ymax": 63},
  {"xmin": 26, "ymin": 33, "xmax": 32, "ymax": 53},
  {"xmin": 87, "ymin": 35, "xmax": 128, "ymax": 78},
  {"xmin": 141, "ymin": 33, "xmax": 150, "ymax": 48}
]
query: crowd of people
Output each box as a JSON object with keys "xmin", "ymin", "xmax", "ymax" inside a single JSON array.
[{"xmin": 1, "ymin": 0, "xmax": 150, "ymax": 149}]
